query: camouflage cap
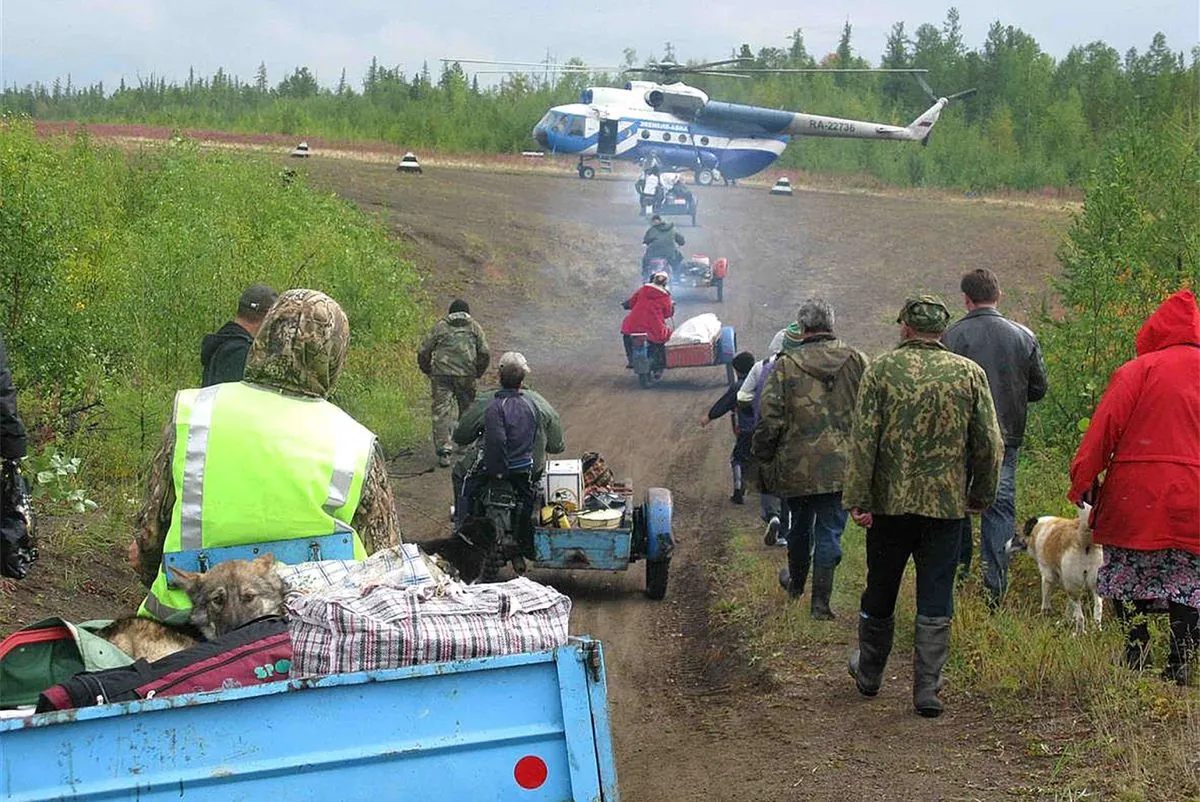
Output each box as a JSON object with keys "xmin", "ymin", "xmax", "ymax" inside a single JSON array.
[
  {"xmin": 243, "ymin": 289, "xmax": 349, "ymax": 397},
  {"xmin": 897, "ymin": 295, "xmax": 951, "ymax": 334}
]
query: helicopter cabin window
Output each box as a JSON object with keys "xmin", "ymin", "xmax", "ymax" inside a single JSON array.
[
  {"xmin": 566, "ymin": 115, "xmax": 586, "ymax": 137},
  {"xmin": 662, "ymin": 133, "xmax": 671, "ymax": 141}
]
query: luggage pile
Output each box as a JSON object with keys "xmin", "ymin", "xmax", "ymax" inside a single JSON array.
[{"xmin": 1, "ymin": 545, "xmax": 572, "ymax": 713}]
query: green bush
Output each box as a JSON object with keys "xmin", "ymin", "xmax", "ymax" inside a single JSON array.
[
  {"xmin": 0, "ymin": 119, "xmax": 427, "ymax": 493},
  {"xmin": 1028, "ymin": 117, "xmax": 1199, "ymax": 451}
]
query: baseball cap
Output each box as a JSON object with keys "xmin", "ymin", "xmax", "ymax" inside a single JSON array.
[
  {"xmin": 498, "ymin": 351, "xmax": 530, "ymax": 374},
  {"xmin": 897, "ymin": 295, "xmax": 951, "ymax": 333},
  {"xmin": 238, "ymin": 283, "xmax": 279, "ymax": 317}
]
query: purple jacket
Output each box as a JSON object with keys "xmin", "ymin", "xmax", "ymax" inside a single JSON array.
[{"xmin": 483, "ymin": 390, "xmax": 539, "ymax": 475}]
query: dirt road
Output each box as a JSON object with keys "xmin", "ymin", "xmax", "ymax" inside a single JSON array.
[{"xmin": 305, "ymin": 161, "xmax": 1069, "ymax": 800}]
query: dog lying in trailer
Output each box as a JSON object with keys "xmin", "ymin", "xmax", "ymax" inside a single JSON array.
[
  {"xmin": 100, "ymin": 553, "xmax": 285, "ymax": 661},
  {"xmin": 1006, "ymin": 504, "xmax": 1103, "ymax": 633}
]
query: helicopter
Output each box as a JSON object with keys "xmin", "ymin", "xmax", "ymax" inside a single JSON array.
[{"xmin": 450, "ymin": 57, "xmax": 975, "ymax": 185}]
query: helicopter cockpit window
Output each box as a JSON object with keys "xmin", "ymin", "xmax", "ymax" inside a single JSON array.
[{"xmin": 566, "ymin": 115, "xmax": 585, "ymax": 137}]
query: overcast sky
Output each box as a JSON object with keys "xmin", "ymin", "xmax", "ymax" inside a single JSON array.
[{"xmin": 1, "ymin": 0, "xmax": 1196, "ymax": 92}]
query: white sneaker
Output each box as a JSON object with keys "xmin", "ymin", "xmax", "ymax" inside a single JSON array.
[
  {"xmin": 763, "ymin": 517, "xmax": 780, "ymax": 546},
  {"xmin": 776, "ymin": 536, "xmax": 789, "ymax": 548}
]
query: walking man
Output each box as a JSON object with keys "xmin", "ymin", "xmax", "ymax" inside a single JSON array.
[
  {"xmin": 418, "ymin": 300, "xmax": 490, "ymax": 467},
  {"xmin": 942, "ymin": 269, "xmax": 1048, "ymax": 605},
  {"xmin": 752, "ymin": 300, "xmax": 867, "ymax": 619},
  {"xmin": 845, "ymin": 295, "xmax": 1002, "ymax": 717},
  {"xmin": 200, "ymin": 284, "xmax": 278, "ymax": 386}
]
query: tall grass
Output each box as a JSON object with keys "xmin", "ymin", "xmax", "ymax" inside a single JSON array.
[
  {"xmin": 1, "ymin": 119, "xmax": 429, "ymax": 504},
  {"xmin": 709, "ymin": 454, "xmax": 1198, "ymax": 799}
]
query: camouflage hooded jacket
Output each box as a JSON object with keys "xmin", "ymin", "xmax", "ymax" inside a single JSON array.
[
  {"xmin": 134, "ymin": 290, "xmax": 401, "ymax": 587},
  {"xmin": 750, "ymin": 334, "xmax": 868, "ymax": 497},
  {"xmin": 417, "ymin": 312, "xmax": 490, "ymax": 378},
  {"xmin": 842, "ymin": 339, "xmax": 1003, "ymax": 519}
]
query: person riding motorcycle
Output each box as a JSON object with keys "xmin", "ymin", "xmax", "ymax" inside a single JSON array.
[
  {"xmin": 452, "ymin": 353, "xmax": 565, "ymax": 563},
  {"xmin": 641, "ymin": 215, "xmax": 685, "ymax": 281},
  {"xmin": 621, "ymin": 271, "xmax": 675, "ymax": 371},
  {"xmin": 665, "ymin": 175, "xmax": 694, "ymax": 205}
]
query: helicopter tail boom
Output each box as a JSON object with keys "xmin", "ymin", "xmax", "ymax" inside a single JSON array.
[{"xmin": 782, "ymin": 96, "xmax": 949, "ymax": 142}]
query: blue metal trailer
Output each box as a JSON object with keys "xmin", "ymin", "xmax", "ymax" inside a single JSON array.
[
  {"xmin": 530, "ymin": 487, "xmax": 674, "ymax": 600},
  {"xmin": 0, "ymin": 638, "xmax": 618, "ymax": 801}
]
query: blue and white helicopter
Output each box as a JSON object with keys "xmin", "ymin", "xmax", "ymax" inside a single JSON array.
[{"xmin": 454, "ymin": 57, "xmax": 974, "ymax": 185}]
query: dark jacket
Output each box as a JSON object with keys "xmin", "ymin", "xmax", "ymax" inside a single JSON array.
[
  {"xmin": 707, "ymin": 378, "xmax": 754, "ymax": 435},
  {"xmin": 200, "ymin": 321, "xmax": 254, "ymax": 387},
  {"xmin": 942, "ymin": 307, "xmax": 1047, "ymax": 448},
  {"xmin": 483, "ymin": 389, "xmax": 539, "ymax": 476},
  {"xmin": 0, "ymin": 334, "xmax": 28, "ymax": 459},
  {"xmin": 642, "ymin": 222, "xmax": 685, "ymax": 262},
  {"xmin": 454, "ymin": 387, "xmax": 565, "ymax": 476}
]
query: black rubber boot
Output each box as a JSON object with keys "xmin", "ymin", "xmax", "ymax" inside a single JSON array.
[
  {"xmin": 1164, "ymin": 602, "xmax": 1198, "ymax": 687},
  {"xmin": 1115, "ymin": 600, "xmax": 1153, "ymax": 671},
  {"xmin": 810, "ymin": 565, "xmax": 836, "ymax": 620},
  {"xmin": 913, "ymin": 615, "xmax": 952, "ymax": 718},
  {"xmin": 848, "ymin": 612, "xmax": 894, "ymax": 697}
]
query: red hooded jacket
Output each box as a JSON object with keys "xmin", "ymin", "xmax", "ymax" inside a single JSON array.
[
  {"xmin": 1068, "ymin": 290, "xmax": 1200, "ymax": 554},
  {"xmin": 620, "ymin": 284, "xmax": 675, "ymax": 344}
]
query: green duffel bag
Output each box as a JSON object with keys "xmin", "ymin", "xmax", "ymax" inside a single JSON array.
[{"xmin": 0, "ymin": 618, "xmax": 134, "ymax": 708}]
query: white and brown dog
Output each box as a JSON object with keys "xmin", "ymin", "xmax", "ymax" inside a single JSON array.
[{"xmin": 1006, "ymin": 504, "xmax": 1103, "ymax": 633}]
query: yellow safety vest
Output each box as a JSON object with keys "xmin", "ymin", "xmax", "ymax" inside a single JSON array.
[{"xmin": 139, "ymin": 382, "xmax": 374, "ymax": 623}]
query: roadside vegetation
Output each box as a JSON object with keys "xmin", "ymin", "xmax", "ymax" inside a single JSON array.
[
  {"xmin": 2, "ymin": 12, "xmax": 1195, "ymax": 191},
  {"xmin": 708, "ymin": 115, "xmax": 1198, "ymax": 799},
  {"xmin": 0, "ymin": 119, "xmax": 428, "ymax": 529}
]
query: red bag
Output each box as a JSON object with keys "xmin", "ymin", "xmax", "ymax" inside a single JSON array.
[{"xmin": 37, "ymin": 617, "xmax": 291, "ymax": 712}]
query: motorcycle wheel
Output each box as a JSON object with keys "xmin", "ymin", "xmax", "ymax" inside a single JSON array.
[{"xmin": 480, "ymin": 540, "xmax": 504, "ymax": 582}]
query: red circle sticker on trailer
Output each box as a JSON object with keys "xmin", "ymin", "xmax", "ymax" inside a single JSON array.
[{"xmin": 514, "ymin": 755, "xmax": 548, "ymax": 789}]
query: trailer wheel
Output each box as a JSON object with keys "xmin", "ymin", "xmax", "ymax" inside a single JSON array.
[
  {"xmin": 645, "ymin": 559, "xmax": 670, "ymax": 599},
  {"xmin": 714, "ymin": 278, "xmax": 723, "ymax": 303}
]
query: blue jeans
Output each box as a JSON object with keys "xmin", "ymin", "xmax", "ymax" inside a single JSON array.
[
  {"xmin": 978, "ymin": 446, "xmax": 1018, "ymax": 601},
  {"xmin": 786, "ymin": 492, "xmax": 847, "ymax": 588}
]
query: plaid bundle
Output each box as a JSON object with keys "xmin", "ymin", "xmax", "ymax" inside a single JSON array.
[
  {"xmin": 275, "ymin": 544, "xmax": 439, "ymax": 594},
  {"xmin": 286, "ymin": 576, "xmax": 571, "ymax": 676}
]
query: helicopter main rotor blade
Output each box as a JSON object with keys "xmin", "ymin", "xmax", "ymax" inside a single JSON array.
[
  {"xmin": 727, "ymin": 67, "xmax": 931, "ymax": 74},
  {"xmin": 444, "ymin": 58, "xmax": 623, "ymax": 72}
]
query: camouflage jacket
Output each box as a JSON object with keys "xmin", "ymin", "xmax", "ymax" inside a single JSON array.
[
  {"xmin": 751, "ymin": 334, "xmax": 867, "ymax": 497},
  {"xmin": 417, "ymin": 313, "xmax": 490, "ymax": 378},
  {"xmin": 843, "ymin": 339, "xmax": 1003, "ymax": 519}
]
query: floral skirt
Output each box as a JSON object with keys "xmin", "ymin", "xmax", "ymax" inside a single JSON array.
[{"xmin": 1096, "ymin": 546, "xmax": 1200, "ymax": 608}]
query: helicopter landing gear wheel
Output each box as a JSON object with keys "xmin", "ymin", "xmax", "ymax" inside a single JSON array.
[
  {"xmin": 579, "ymin": 165, "xmax": 596, "ymax": 180},
  {"xmin": 695, "ymin": 168, "xmax": 714, "ymax": 186}
]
